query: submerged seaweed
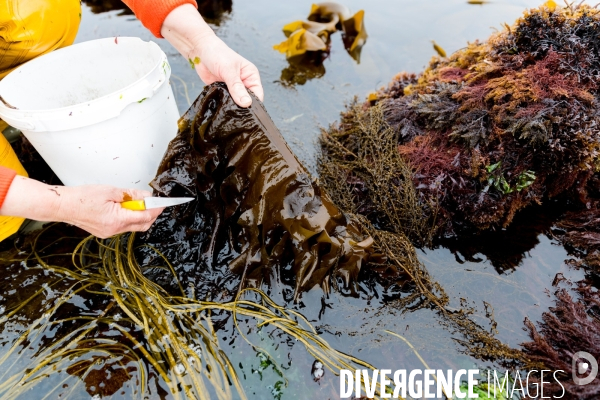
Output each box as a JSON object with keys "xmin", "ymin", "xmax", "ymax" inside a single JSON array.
[
  {"xmin": 273, "ymin": 2, "xmax": 367, "ymax": 85},
  {"xmin": 0, "ymin": 224, "xmax": 378, "ymax": 399}
]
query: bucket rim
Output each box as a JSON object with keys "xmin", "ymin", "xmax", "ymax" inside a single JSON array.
[{"xmin": 0, "ymin": 37, "xmax": 172, "ymax": 132}]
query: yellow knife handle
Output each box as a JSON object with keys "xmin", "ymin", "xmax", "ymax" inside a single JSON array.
[{"xmin": 121, "ymin": 200, "xmax": 146, "ymax": 211}]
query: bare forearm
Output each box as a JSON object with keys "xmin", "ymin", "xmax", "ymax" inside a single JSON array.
[
  {"xmin": 0, "ymin": 177, "xmax": 163, "ymax": 238},
  {"xmin": 0, "ymin": 176, "xmax": 63, "ymax": 221},
  {"xmin": 161, "ymin": 4, "xmax": 215, "ymax": 62},
  {"xmin": 160, "ymin": 4, "xmax": 263, "ymax": 106}
]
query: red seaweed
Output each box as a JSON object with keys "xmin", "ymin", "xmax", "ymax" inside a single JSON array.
[
  {"xmin": 522, "ymin": 285, "xmax": 600, "ymax": 399},
  {"xmin": 320, "ymin": 3, "xmax": 600, "ymax": 238}
]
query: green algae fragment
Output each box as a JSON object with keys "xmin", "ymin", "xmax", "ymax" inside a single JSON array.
[{"xmin": 188, "ymin": 57, "xmax": 201, "ymax": 69}]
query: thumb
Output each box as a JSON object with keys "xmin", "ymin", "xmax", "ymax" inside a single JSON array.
[
  {"xmin": 117, "ymin": 188, "xmax": 152, "ymax": 203},
  {"xmin": 224, "ymin": 70, "xmax": 252, "ymax": 108}
]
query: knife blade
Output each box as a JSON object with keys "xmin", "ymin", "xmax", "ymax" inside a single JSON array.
[{"xmin": 121, "ymin": 197, "xmax": 194, "ymax": 211}]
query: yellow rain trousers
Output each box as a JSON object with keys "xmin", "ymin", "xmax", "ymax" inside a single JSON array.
[{"xmin": 0, "ymin": 0, "xmax": 81, "ymax": 241}]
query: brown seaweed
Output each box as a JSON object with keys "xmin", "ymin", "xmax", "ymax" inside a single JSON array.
[
  {"xmin": 556, "ymin": 204, "xmax": 600, "ymax": 270},
  {"xmin": 146, "ymin": 83, "xmax": 373, "ymax": 300},
  {"xmin": 197, "ymin": 0, "xmax": 232, "ymax": 26},
  {"xmin": 317, "ymin": 2, "xmax": 600, "ymax": 371},
  {"xmin": 274, "ymin": 2, "xmax": 367, "ymax": 84},
  {"xmin": 319, "ymin": 101, "xmax": 529, "ymax": 366}
]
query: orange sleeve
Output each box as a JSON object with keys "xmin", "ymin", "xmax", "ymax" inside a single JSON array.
[
  {"xmin": 122, "ymin": 0, "xmax": 198, "ymax": 38},
  {"xmin": 0, "ymin": 166, "xmax": 17, "ymax": 209}
]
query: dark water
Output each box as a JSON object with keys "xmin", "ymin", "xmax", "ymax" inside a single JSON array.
[{"xmin": 0, "ymin": 0, "xmax": 591, "ymax": 398}]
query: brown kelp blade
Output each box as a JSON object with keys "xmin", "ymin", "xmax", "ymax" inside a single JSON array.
[
  {"xmin": 341, "ymin": 10, "xmax": 367, "ymax": 62},
  {"xmin": 282, "ymin": 19, "xmax": 338, "ymax": 37},
  {"xmin": 148, "ymin": 83, "xmax": 372, "ymax": 300},
  {"xmin": 308, "ymin": 2, "xmax": 352, "ymax": 23},
  {"xmin": 275, "ymin": 2, "xmax": 367, "ymax": 65},
  {"xmin": 273, "ymin": 28, "xmax": 329, "ymax": 59}
]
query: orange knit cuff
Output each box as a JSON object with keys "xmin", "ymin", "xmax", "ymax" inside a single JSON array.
[
  {"xmin": 0, "ymin": 166, "xmax": 17, "ymax": 209},
  {"xmin": 122, "ymin": 0, "xmax": 199, "ymax": 38}
]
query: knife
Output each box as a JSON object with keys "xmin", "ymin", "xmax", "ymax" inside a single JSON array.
[{"xmin": 121, "ymin": 197, "xmax": 194, "ymax": 211}]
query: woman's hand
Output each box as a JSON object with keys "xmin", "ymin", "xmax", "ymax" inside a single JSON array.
[
  {"xmin": 192, "ymin": 35, "xmax": 263, "ymax": 107},
  {"xmin": 161, "ymin": 3, "xmax": 263, "ymax": 108},
  {"xmin": 0, "ymin": 176, "xmax": 163, "ymax": 238}
]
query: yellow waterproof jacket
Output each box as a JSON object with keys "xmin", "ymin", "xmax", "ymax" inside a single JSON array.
[{"xmin": 0, "ymin": 0, "xmax": 80, "ymax": 241}]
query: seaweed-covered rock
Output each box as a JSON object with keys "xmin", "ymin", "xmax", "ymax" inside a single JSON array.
[
  {"xmin": 320, "ymin": 3, "xmax": 600, "ymax": 237},
  {"xmin": 145, "ymin": 83, "xmax": 372, "ymax": 300},
  {"xmin": 319, "ymin": 2, "xmax": 600, "ymax": 390}
]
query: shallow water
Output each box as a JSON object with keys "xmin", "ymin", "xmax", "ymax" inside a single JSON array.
[{"xmin": 0, "ymin": 0, "xmax": 593, "ymax": 398}]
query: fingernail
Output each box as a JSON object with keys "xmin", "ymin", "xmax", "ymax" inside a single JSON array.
[{"xmin": 241, "ymin": 96, "xmax": 251, "ymax": 106}]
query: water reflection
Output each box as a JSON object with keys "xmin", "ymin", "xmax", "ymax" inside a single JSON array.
[
  {"xmin": 278, "ymin": 53, "xmax": 327, "ymax": 86},
  {"xmin": 439, "ymin": 203, "xmax": 566, "ymax": 274},
  {"xmin": 81, "ymin": 0, "xmax": 133, "ymax": 15},
  {"xmin": 81, "ymin": 0, "xmax": 233, "ymax": 26}
]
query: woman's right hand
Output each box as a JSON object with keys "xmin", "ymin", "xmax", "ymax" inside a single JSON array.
[{"xmin": 0, "ymin": 176, "xmax": 163, "ymax": 238}]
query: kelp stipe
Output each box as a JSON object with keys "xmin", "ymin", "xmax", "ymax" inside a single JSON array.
[{"xmin": 147, "ymin": 82, "xmax": 373, "ymax": 301}]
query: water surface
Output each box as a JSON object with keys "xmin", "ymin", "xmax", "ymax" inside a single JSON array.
[{"xmin": 0, "ymin": 1, "xmax": 590, "ymax": 398}]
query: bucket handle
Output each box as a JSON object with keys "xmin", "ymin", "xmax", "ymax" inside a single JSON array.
[
  {"xmin": 152, "ymin": 79, "xmax": 165, "ymax": 94},
  {"xmin": 1, "ymin": 115, "xmax": 35, "ymax": 131}
]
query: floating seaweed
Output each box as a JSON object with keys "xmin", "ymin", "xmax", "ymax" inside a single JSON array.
[
  {"xmin": 273, "ymin": 2, "xmax": 367, "ymax": 84},
  {"xmin": 145, "ymin": 82, "xmax": 373, "ymax": 302}
]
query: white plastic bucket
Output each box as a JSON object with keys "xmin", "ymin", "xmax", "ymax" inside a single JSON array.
[{"xmin": 0, "ymin": 37, "xmax": 179, "ymax": 191}]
